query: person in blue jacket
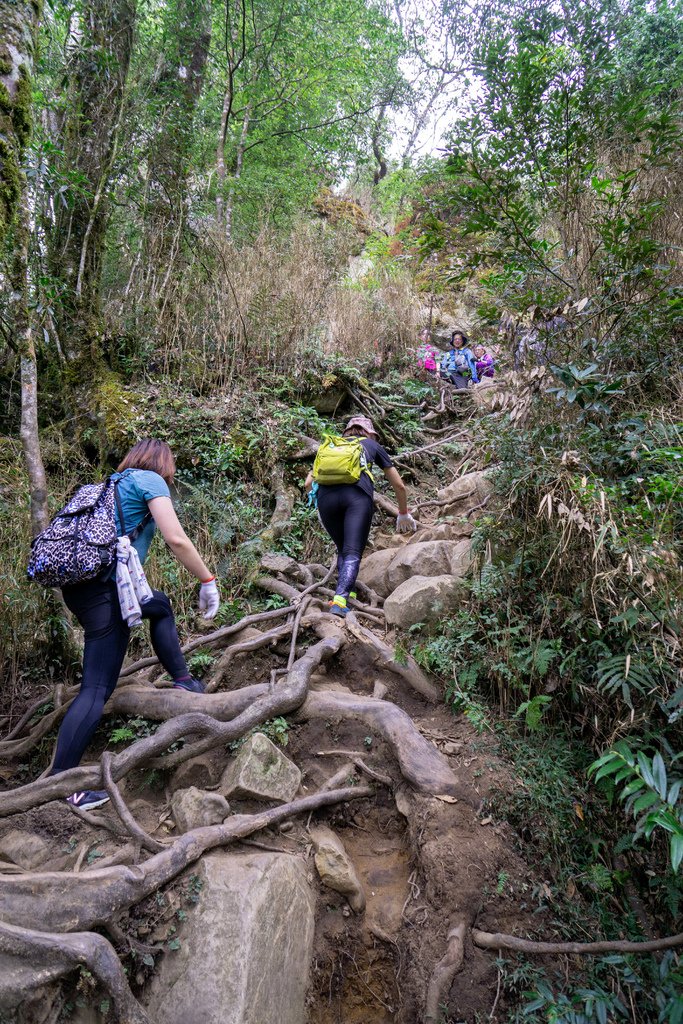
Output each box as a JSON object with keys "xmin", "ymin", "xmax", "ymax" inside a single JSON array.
[{"xmin": 440, "ymin": 331, "xmax": 479, "ymax": 389}]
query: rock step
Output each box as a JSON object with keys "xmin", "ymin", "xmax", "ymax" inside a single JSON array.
[{"xmin": 145, "ymin": 852, "xmax": 315, "ymax": 1024}]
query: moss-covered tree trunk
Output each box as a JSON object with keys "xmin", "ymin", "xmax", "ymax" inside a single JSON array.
[
  {"xmin": 0, "ymin": 0, "xmax": 48, "ymax": 535},
  {"xmin": 47, "ymin": 0, "xmax": 135, "ymax": 369},
  {"xmin": 0, "ymin": 1, "xmax": 39, "ymax": 248},
  {"xmin": 145, "ymin": 0, "xmax": 212, "ymax": 267}
]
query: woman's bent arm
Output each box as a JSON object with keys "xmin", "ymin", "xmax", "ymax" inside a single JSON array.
[
  {"xmin": 383, "ymin": 467, "xmax": 409, "ymax": 514},
  {"xmin": 148, "ymin": 497, "xmax": 213, "ymax": 581}
]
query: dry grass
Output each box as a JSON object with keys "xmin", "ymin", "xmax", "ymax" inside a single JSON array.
[{"xmin": 109, "ymin": 218, "xmax": 420, "ymax": 389}]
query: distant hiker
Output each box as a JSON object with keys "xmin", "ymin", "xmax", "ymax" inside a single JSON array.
[
  {"xmin": 440, "ymin": 331, "xmax": 479, "ymax": 388},
  {"xmin": 305, "ymin": 416, "xmax": 417, "ymax": 617},
  {"xmin": 50, "ymin": 439, "xmax": 220, "ymax": 810},
  {"xmin": 474, "ymin": 344, "xmax": 495, "ymax": 378},
  {"xmin": 416, "ymin": 329, "xmax": 438, "ymax": 374}
]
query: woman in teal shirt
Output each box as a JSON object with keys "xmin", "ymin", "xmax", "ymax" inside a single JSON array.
[{"xmin": 53, "ymin": 438, "xmax": 220, "ymax": 810}]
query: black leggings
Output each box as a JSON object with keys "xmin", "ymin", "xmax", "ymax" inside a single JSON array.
[
  {"xmin": 317, "ymin": 484, "xmax": 374, "ymax": 600},
  {"xmin": 441, "ymin": 370, "xmax": 469, "ymax": 389},
  {"xmin": 52, "ymin": 579, "xmax": 188, "ymax": 773}
]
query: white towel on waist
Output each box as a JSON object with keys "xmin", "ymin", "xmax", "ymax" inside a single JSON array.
[{"xmin": 116, "ymin": 536, "xmax": 153, "ymax": 627}]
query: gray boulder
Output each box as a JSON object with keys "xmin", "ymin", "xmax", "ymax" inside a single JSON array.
[
  {"xmin": 145, "ymin": 852, "xmax": 315, "ymax": 1024},
  {"xmin": 385, "ymin": 539, "xmax": 471, "ymax": 592},
  {"xmin": 171, "ymin": 787, "xmax": 230, "ymax": 832},
  {"xmin": 357, "ymin": 547, "xmax": 398, "ymax": 595},
  {"xmin": 359, "ymin": 539, "xmax": 471, "ymax": 598},
  {"xmin": 384, "ymin": 574, "xmax": 465, "ymax": 629},
  {"xmin": 310, "ymin": 825, "xmax": 366, "ymax": 913},
  {"xmin": 435, "ymin": 470, "xmax": 494, "ymax": 514},
  {"xmin": 220, "ymin": 732, "xmax": 301, "ymax": 802}
]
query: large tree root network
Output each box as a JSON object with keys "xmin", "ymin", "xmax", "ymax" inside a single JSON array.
[{"xmin": 2, "ymin": 452, "xmax": 676, "ymax": 1024}]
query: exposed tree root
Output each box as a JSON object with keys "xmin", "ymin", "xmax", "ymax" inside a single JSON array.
[
  {"xmin": 296, "ymin": 687, "xmax": 473, "ymax": 802},
  {"xmin": 0, "ymin": 785, "xmax": 370, "ymax": 934},
  {"xmin": 118, "ymin": 603, "xmax": 297, "ymax": 679},
  {"xmin": 205, "ymin": 621, "xmax": 294, "ymax": 692},
  {"xmin": 424, "ymin": 916, "xmax": 468, "ymax": 1023},
  {"xmin": 0, "ymin": 636, "xmax": 341, "ymax": 816},
  {"xmin": 345, "ymin": 615, "xmax": 440, "ymax": 702},
  {"xmin": 239, "ymin": 463, "xmax": 298, "ymax": 556},
  {"xmin": 316, "ymin": 749, "xmax": 393, "ymax": 786},
  {"xmin": 101, "ymin": 752, "xmax": 165, "ymax": 854},
  {"xmin": 0, "ymin": 920, "xmax": 151, "ymax": 1023},
  {"xmin": 108, "ymin": 683, "xmax": 270, "ymax": 721},
  {"xmin": 472, "ymin": 929, "xmax": 683, "ymax": 955}
]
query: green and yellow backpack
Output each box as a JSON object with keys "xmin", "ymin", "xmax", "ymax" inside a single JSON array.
[{"xmin": 312, "ymin": 434, "xmax": 373, "ymax": 485}]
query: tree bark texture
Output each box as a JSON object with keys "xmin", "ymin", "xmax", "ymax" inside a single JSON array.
[
  {"xmin": 47, "ymin": 0, "xmax": 135, "ymax": 364},
  {"xmin": 145, "ymin": 0, "xmax": 212, "ymax": 259},
  {"xmin": 0, "ymin": 0, "xmax": 48, "ymax": 535},
  {"xmin": 13, "ymin": 192, "xmax": 49, "ymax": 536},
  {"xmin": 0, "ymin": 0, "xmax": 42, "ymax": 247}
]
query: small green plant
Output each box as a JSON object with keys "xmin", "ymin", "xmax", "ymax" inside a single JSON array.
[
  {"xmin": 496, "ymin": 870, "xmax": 509, "ymax": 895},
  {"xmin": 589, "ymin": 741, "xmax": 683, "ymax": 871},
  {"xmin": 393, "ymin": 640, "xmax": 409, "ymax": 666},
  {"xmin": 514, "ymin": 694, "xmax": 552, "ymax": 732},
  {"xmin": 547, "ymin": 363, "xmax": 625, "ymax": 420},
  {"xmin": 185, "ymin": 874, "xmax": 203, "ymax": 904},
  {"xmin": 109, "ymin": 716, "xmax": 157, "ymax": 745},
  {"xmin": 187, "ymin": 651, "xmax": 215, "ymax": 676},
  {"xmin": 264, "ymin": 593, "xmax": 290, "ymax": 610}
]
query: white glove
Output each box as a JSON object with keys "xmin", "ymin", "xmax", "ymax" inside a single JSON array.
[
  {"xmin": 198, "ymin": 577, "xmax": 220, "ymax": 620},
  {"xmin": 396, "ymin": 513, "xmax": 417, "ymax": 534}
]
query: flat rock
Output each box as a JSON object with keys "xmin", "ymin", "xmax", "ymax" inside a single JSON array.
[
  {"xmin": 384, "ymin": 574, "xmax": 466, "ymax": 628},
  {"xmin": 405, "ymin": 520, "xmax": 473, "ymax": 544},
  {"xmin": 0, "ymin": 830, "xmax": 50, "ymax": 871},
  {"xmin": 310, "ymin": 825, "xmax": 366, "ymax": 913},
  {"xmin": 220, "ymin": 732, "xmax": 301, "ymax": 802},
  {"xmin": 171, "ymin": 787, "xmax": 230, "ymax": 832},
  {"xmin": 145, "ymin": 852, "xmax": 315, "ymax": 1024}
]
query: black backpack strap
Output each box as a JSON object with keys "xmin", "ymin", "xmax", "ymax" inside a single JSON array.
[{"xmin": 113, "ymin": 478, "xmax": 153, "ymax": 541}]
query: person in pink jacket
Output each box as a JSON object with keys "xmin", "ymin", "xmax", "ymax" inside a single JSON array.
[{"xmin": 417, "ymin": 329, "xmax": 438, "ymax": 374}]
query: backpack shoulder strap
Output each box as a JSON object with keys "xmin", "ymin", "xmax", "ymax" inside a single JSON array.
[{"xmin": 112, "ymin": 477, "xmax": 153, "ymax": 541}]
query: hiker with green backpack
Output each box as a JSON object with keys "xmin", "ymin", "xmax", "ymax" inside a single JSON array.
[{"xmin": 305, "ymin": 416, "xmax": 417, "ymax": 616}]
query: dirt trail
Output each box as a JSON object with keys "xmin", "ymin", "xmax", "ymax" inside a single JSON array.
[{"xmin": 0, "ymin": 391, "xmax": 554, "ymax": 1024}]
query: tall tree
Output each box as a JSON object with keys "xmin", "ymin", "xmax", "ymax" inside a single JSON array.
[
  {"xmin": 47, "ymin": 0, "xmax": 135, "ymax": 367},
  {"xmin": 1, "ymin": 0, "xmax": 49, "ymax": 535},
  {"xmin": 145, "ymin": 0, "xmax": 212, "ymax": 258}
]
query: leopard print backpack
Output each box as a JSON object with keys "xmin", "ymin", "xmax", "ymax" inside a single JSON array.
[{"xmin": 27, "ymin": 479, "xmax": 119, "ymax": 588}]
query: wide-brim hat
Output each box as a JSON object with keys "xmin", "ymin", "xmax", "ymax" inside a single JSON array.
[{"xmin": 344, "ymin": 415, "xmax": 378, "ymax": 438}]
